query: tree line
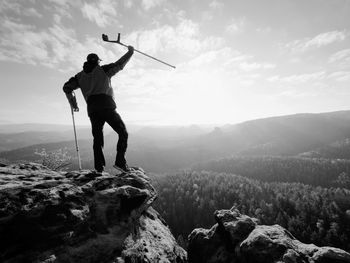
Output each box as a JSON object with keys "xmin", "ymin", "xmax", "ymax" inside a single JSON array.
[
  {"xmin": 151, "ymin": 171, "xmax": 350, "ymax": 252},
  {"xmin": 192, "ymin": 156, "xmax": 350, "ymax": 188}
]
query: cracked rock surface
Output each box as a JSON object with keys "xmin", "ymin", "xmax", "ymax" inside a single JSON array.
[
  {"xmin": 188, "ymin": 208, "xmax": 350, "ymax": 263},
  {"xmin": 0, "ymin": 163, "xmax": 187, "ymax": 263}
]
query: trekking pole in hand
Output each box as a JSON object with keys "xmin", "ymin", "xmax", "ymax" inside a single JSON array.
[
  {"xmin": 69, "ymin": 92, "xmax": 82, "ymax": 170},
  {"xmin": 102, "ymin": 33, "xmax": 176, "ymax": 69}
]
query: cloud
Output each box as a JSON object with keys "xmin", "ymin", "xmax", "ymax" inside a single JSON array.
[
  {"xmin": 0, "ymin": 20, "xmax": 50, "ymax": 65},
  {"xmin": 0, "ymin": 15, "xmax": 122, "ymax": 71},
  {"xmin": 268, "ymin": 72, "xmax": 326, "ymax": 83},
  {"xmin": 186, "ymin": 48, "xmax": 235, "ymax": 67},
  {"xmin": 23, "ymin": 7, "xmax": 43, "ymax": 18},
  {"xmin": 329, "ymin": 49, "xmax": 350, "ymax": 63},
  {"xmin": 124, "ymin": 18, "xmax": 224, "ymax": 56},
  {"xmin": 142, "ymin": 0, "xmax": 166, "ymax": 10},
  {"xmin": 328, "ymin": 71, "xmax": 350, "ymax": 82},
  {"xmin": 209, "ymin": 0, "xmax": 224, "ymax": 9},
  {"xmin": 185, "ymin": 47, "xmax": 275, "ymax": 74},
  {"xmin": 239, "ymin": 62, "xmax": 275, "ymax": 71},
  {"xmin": 256, "ymin": 27, "xmax": 272, "ymax": 33},
  {"xmin": 0, "ymin": 0, "xmax": 42, "ymax": 18},
  {"xmin": 0, "ymin": 1, "xmax": 21, "ymax": 14},
  {"xmin": 81, "ymin": 0, "xmax": 118, "ymax": 27},
  {"xmin": 0, "ymin": 13, "xmax": 226, "ymax": 73},
  {"xmin": 123, "ymin": 0, "xmax": 133, "ymax": 8},
  {"xmin": 46, "ymin": 0, "xmax": 80, "ymax": 19},
  {"xmin": 48, "ymin": 0, "xmax": 73, "ymax": 7},
  {"xmin": 286, "ymin": 31, "xmax": 347, "ymax": 52},
  {"xmin": 226, "ymin": 17, "xmax": 245, "ymax": 34},
  {"xmin": 268, "ymin": 71, "xmax": 350, "ymax": 84}
]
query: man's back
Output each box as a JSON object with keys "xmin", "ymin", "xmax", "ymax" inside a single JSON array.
[{"xmin": 76, "ymin": 65, "xmax": 114, "ymax": 101}]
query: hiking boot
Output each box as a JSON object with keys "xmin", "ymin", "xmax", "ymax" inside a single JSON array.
[
  {"xmin": 113, "ymin": 162, "xmax": 130, "ymax": 173},
  {"xmin": 85, "ymin": 170, "xmax": 103, "ymax": 178}
]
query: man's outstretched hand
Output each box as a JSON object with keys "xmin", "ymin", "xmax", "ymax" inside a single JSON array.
[{"xmin": 128, "ymin": 45, "xmax": 134, "ymax": 53}]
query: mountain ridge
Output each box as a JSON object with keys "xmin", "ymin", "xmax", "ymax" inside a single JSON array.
[{"xmin": 2, "ymin": 110, "xmax": 350, "ymax": 172}]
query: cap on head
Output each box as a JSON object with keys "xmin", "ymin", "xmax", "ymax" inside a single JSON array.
[{"xmin": 87, "ymin": 53, "xmax": 101, "ymax": 63}]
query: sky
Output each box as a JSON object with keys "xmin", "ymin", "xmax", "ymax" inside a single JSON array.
[{"xmin": 0, "ymin": 0, "xmax": 350, "ymax": 126}]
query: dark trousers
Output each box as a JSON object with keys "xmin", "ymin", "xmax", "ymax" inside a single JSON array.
[{"xmin": 89, "ymin": 109, "xmax": 128, "ymax": 171}]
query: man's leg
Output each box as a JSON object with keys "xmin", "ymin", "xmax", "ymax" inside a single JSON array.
[
  {"xmin": 89, "ymin": 112, "xmax": 106, "ymax": 172},
  {"xmin": 105, "ymin": 110, "xmax": 128, "ymax": 166}
]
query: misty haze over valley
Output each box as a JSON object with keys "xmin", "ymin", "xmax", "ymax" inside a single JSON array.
[{"xmin": 2, "ymin": 110, "xmax": 350, "ymax": 173}]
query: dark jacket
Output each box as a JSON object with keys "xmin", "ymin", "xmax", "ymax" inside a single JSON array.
[{"xmin": 63, "ymin": 50, "xmax": 133, "ymax": 115}]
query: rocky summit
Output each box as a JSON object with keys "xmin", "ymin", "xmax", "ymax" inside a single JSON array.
[
  {"xmin": 2, "ymin": 163, "xmax": 350, "ymax": 263},
  {"xmin": 0, "ymin": 163, "xmax": 187, "ymax": 263},
  {"xmin": 188, "ymin": 208, "xmax": 350, "ymax": 263}
]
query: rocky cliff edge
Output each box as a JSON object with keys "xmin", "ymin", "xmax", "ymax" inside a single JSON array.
[{"xmin": 0, "ymin": 163, "xmax": 187, "ymax": 263}]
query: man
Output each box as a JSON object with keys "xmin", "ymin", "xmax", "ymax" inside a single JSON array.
[{"xmin": 63, "ymin": 46, "xmax": 134, "ymax": 173}]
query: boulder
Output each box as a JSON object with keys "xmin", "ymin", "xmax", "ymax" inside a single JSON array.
[
  {"xmin": 188, "ymin": 208, "xmax": 350, "ymax": 263},
  {"xmin": 0, "ymin": 163, "xmax": 187, "ymax": 263},
  {"xmin": 118, "ymin": 207, "xmax": 187, "ymax": 263}
]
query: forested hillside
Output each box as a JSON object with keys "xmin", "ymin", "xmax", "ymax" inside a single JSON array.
[
  {"xmin": 300, "ymin": 138, "xmax": 350, "ymax": 159},
  {"xmin": 151, "ymin": 171, "xmax": 350, "ymax": 252},
  {"xmin": 193, "ymin": 156, "xmax": 350, "ymax": 188}
]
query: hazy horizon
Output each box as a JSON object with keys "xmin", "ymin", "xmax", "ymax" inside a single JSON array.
[{"xmin": 1, "ymin": 109, "xmax": 350, "ymax": 128}]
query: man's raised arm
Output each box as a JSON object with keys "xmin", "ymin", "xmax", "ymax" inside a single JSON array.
[{"xmin": 102, "ymin": 46, "xmax": 134, "ymax": 77}]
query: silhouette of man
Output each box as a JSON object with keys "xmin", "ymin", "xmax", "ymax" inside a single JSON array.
[{"xmin": 63, "ymin": 46, "xmax": 134, "ymax": 173}]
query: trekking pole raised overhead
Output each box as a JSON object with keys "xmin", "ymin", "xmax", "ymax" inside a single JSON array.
[
  {"xmin": 102, "ymin": 33, "xmax": 176, "ymax": 69},
  {"xmin": 70, "ymin": 94, "xmax": 82, "ymax": 170}
]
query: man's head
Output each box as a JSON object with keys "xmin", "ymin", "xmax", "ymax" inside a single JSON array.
[
  {"xmin": 86, "ymin": 53, "xmax": 101, "ymax": 64},
  {"xmin": 83, "ymin": 53, "xmax": 101, "ymax": 73}
]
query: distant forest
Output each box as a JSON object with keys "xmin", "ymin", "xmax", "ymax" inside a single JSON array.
[
  {"xmin": 193, "ymin": 156, "xmax": 350, "ymax": 188},
  {"xmin": 151, "ymin": 170, "xmax": 350, "ymax": 252}
]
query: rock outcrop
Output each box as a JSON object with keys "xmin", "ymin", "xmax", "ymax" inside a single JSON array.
[
  {"xmin": 0, "ymin": 163, "xmax": 187, "ymax": 263},
  {"xmin": 188, "ymin": 208, "xmax": 350, "ymax": 263}
]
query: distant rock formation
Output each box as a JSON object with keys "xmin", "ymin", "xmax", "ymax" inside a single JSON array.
[
  {"xmin": 188, "ymin": 208, "xmax": 350, "ymax": 263},
  {"xmin": 0, "ymin": 163, "xmax": 187, "ymax": 263}
]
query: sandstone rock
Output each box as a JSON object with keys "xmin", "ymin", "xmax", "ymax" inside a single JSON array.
[
  {"xmin": 0, "ymin": 163, "xmax": 186, "ymax": 263},
  {"xmin": 188, "ymin": 207, "xmax": 350, "ymax": 263},
  {"xmin": 117, "ymin": 207, "xmax": 187, "ymax": 263}
]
